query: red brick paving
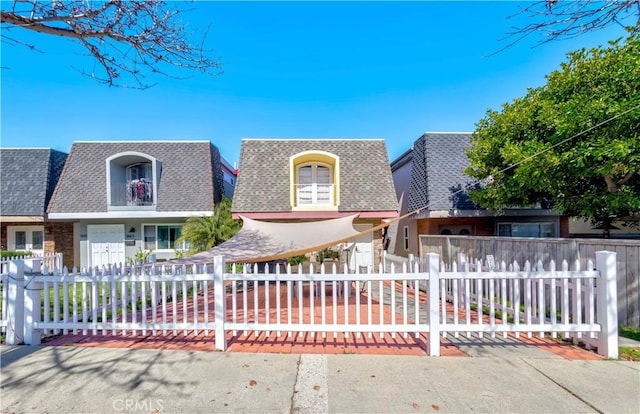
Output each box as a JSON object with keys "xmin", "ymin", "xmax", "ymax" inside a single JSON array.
[{"xmin": 41, "ymin": 281, "xmax": 600, "ymax": 360}]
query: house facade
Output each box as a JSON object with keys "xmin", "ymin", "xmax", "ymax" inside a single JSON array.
[
  {"xmin": 390, "ymin": 132, "xmax": 569, "ymax": 257},
  {"xmin": 0, "ymin": 148, "xmax": 68, "ymax": 257},
  {"xmin": 47, "ymin": 141, "xmax": 233, "ymax": 269},
  {"xmin": 231, "ymin": 139, "xmax": 399, "ymax": 270}
]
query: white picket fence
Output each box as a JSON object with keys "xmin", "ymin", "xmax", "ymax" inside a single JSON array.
[
  {"xmin": 0, "ymin": 273, "xmax": 7, "ymax": 334},
  {"xmin": 442, "ymin": 260, "xmax": 600, "ymax": 345},
  {"xmin": 1, "ymin": 252, "xmax": 619, "ymax": 358},
  {"xmin": 0, "ymin": 253, "xmax": 63, "ymax": 275},
  {"xmin": 38, "ymin": 265, "xmax": 213, "ymax": 338}
]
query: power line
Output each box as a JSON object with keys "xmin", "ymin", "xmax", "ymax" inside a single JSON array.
[
  {"xmin": 411, "ymin": 101, "xmax": 640, "ymax": 219},
  {"xmin": 242, "ymin": 101, "xmax": 640, "ymax": 263}
]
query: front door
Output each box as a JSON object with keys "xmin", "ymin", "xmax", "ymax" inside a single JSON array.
[
  {"xmin": 88, "ymin": 224, "xmax": 125, "ymax": 267},
  {"xmin": 349, "ymin": 223, "xmax": 373, "ymax": 271}
]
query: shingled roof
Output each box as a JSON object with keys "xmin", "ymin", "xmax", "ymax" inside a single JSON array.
[
  {"xmin": 232, "ymin": 139, "xmax": 398, "ymax": 213},
  {"xmin": 407, "ymin": 133, "xmax": 480, "ymax": 213},
  {"xmin": 48, "ymin": 141, "xmax": 223, "ymax": 214},
  {"xmin": 0, "ymin": 148, "xmax": 68, "ymax": 216}
]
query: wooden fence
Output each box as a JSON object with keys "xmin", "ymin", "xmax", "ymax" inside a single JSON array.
[{"xmin": 419, "ymin": 235, "xmax": 640, "ymax": 328}]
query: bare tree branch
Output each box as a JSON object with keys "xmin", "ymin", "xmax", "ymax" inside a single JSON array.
[
  {"xmin": 494, "ymin": 0, "xmax": 640, "ymax": 54},
  {"xmin": 1, "ymin": 0, "xmax": 222, "ymax": 88},
  {"xmin": 617, "ymin": 172, "xmax": 635, "ymax": 187}
]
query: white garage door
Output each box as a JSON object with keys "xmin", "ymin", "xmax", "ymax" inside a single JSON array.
[{"xmin": 88, "ymin": 224, "xmax": 125, "ymax": 267}]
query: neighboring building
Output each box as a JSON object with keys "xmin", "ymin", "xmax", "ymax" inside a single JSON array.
[
  {"xmin": 231, "ymin": 139, "xmax": 399, "ymax": 270},
  {"xmin": 221, "ymin": 158, "xmax": 238, "ymax": 200},
  {"xmin": 568, "ymin": 218, "xmax": 640, "ymax": 239},
  {"xmin": 47, "ymin": 141, "xmax": 232, "ymax": 269},
  {"xmin": 0, "ymin": 148, "xmax": 68, "ymax": 257},
  {"xmin": 390, "ymin": 132, "xmax": 568, "ymax": 257}
]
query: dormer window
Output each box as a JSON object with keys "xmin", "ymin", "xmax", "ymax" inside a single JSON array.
[
  {"xmin": 126, "ymin": 163, "xmax": 153, "ymax": 206},
  {"xmin": 297, "ymin": 163, "xmax": 333, "ymax": 205},
  {"xmin": 106, "ymin": 152, "xmax": 161, "ymax": 210},
  {"xmin": 290, "ymin": 151, "xmax": 340, "ymax": 210}
]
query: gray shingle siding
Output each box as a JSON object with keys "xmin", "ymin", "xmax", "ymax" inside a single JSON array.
[
  {"xmin": 209, "ymin": 144, "xmax": 224, "ymax": 204},
  {"xmin": 0, "ymin": 148, "xmax": 68, "ymax": 216},
  {"xmin": 407, "ymin": 137, "xmax": 428, "ymax": 214},
  {"xmin": 407, "ymin": 133, "xmax": 480, "ymax": 212},
  {"xmin": 47, "ymin": 150, "xmax": 68, "ymax": 207},
  {"xmin": 232, "ymin": 139, "xmax": 398, "ymax": 213},
  {"xmin": 48, "ymin": 142, "xmax": 221, "ymax": 213}
]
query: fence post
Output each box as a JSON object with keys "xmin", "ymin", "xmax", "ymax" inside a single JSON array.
[
  {"xmin": 23, "ymin": 258, "xmax": 43, "ymax": 345},
  {"xmin": 427, "ymin": 253, "xmax": 440, "ymax": 356},
  {"xmin": 407, "ymin": 254, "xmax": 415, "ymax": 289},
  {"xmin": 214, "ymin": 255, "xmax": 227, "ymax": 351},
  {"xmin": 6, "ymin": 260, "xmax": 25, "ymax": 345},
  {"xmin": 595, "ymin": 250, "xmax": 618, "ymax": 358},
  {"xmin": 24, "ymin": 274, "xmax": 43, "ymax": 345},
  {"xmin": 382, "ymin": 250, "xmax": 387, "ymax": 272}
]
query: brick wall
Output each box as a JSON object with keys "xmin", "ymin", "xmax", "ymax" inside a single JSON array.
[
  {"xmin": 559, "ymin": 216, "xmax": 570, "ymax": 238},
  {"xmin": 416, "ymin": 217, "xmax": 494, "ymax": 236},
  {"xmin": 44, "ymin": 222, "xmax": 74, "ymax": 269}
]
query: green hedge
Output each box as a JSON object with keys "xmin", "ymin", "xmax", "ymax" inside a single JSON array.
[{"xmin": 0, "ymin": 250, "xmax": 31, "ymax": 259}]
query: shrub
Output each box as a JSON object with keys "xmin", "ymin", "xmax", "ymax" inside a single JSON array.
[
  {"xmin": 288, "ymin": 255, "xmax": 306, "ymax": 266},
  {"xmin": 0, "ymin": 250, "xmax": 31, "ymax": 259}
]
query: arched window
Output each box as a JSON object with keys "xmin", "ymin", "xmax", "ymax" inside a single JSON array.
[
  {"xmin": 106, "ymin": 152, "xmax": 159, "ymax": 209},
  {"xmin": 290, "ymin": 151, "xmax": 340, "ymax": 209},
  {"xmin": 296, "ymin": 163, "xmax": 332, "ymax": 205}
]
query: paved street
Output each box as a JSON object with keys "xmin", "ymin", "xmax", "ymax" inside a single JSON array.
[{"xmin": 2, "ymin": 345, "xmax": 639, "ymax": 413}]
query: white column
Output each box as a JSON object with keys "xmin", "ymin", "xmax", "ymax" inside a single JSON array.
[
  {"xmin": 595, "ymin": 250, "xmax": 618, "ymax": 359},
  {"xmin": 6, "ymin": 260, "xmax": 25, "ymax": 345},
  {"xmin": 427, "ymin": 253, "xmax": 440, "ymax": 357},
  {"xmin": 214, "ymin": 256, "xmax": 227, "ymax": 351},
  {"xmin": 24, "ymin": 274, "xmax": 43, "ymax": 345}
]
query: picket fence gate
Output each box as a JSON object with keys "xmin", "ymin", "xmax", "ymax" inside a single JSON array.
[{"xmin": 1, "ymin": 251, "xmax": 619, "ymax": 358}]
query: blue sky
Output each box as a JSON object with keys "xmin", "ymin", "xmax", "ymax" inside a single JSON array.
[{"xmin": 0, "ymin": 1, "xmax": 631, "ymax": 165}]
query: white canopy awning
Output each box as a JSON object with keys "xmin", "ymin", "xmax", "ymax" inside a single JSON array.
[{"xmin": 172, "ymin": 214, "xmax": 367, "ymax": 265}]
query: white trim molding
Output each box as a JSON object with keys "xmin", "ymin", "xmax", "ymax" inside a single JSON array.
[{"xmin": 48, "ymin": 211, "xmax": 214, "ymax": 220}]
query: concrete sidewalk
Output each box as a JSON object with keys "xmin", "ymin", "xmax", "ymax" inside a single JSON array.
[{"xmin": 1, "ymin": 346, "xmax": 638, "ymax": 414}]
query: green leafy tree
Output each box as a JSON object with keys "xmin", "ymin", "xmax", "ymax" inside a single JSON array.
[
  {"xmin": 465, "ymin": 33, "xmax": 640, "ymax": 237},
  {"xmin": 177, "ymin": 198, "xmax": 241, "ymax": 254}
]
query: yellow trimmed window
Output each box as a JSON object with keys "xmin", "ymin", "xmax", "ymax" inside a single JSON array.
[{"xmin": 290, "ymin": 151, "xmax": 339, "ymax": 209}]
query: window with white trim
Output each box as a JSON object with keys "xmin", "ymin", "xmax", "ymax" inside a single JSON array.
[
  {"xmin": 296, "ymin": 163, "xmax": 333, "ymax": 205},
  {"xmin": 15, "ymin": 231, "xmax": 26, "ymax": 250},
  {"xmin": 8, "ymin": 226, "xmax": 44, "ymax": 253},
  {"xmin": 143, "ymin": 224, "xmax": 189, "ymax": 250},
  {"xmin": 32, "ymin": 231, "xmax": 43, "ymax": 249},
  {"xmin": 403, "ymin": 226, "xmax": 409, "ymax": 251},
  {"xmin": 290, "ymin": 151, "xmax": 339, "ymax": 209},
  {"xmin": 106, "ymin": 152, "xmax": 159, "ymax": 210}
]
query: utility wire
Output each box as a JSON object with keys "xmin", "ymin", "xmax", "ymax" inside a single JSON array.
[
  {"xmin": 410, "ymin": 100, "xmax": 640, "ymax": 219},
  {"xmin": 227, "ymin": 100, "xmax": 640, "ymax": 264}
]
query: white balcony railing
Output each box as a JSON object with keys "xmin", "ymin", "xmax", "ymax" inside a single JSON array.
[
  {"xmin": 110, "ymin": 180, "xmax": 154, "ymax": 207},
  {"xmin": 296, "ymin": 183, "xmax": 333, "ymax": 205}
]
